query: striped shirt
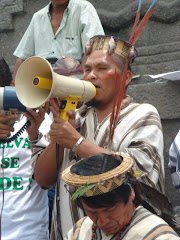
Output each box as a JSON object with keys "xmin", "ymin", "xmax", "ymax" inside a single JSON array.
[
  {"xmin": 65, "ymin": 206, "xmax": 179, "ymax": 240},
  {"xmin": 169, "ymin": 130, "xmax": 180, "ymax": 191}
]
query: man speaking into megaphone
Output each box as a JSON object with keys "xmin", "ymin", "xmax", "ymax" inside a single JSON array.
[{"xmin": 27, "ymin": 35, "xmax": 164, "ymax": 239}]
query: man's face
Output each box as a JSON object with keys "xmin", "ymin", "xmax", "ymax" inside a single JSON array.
[
  {"xmin": 83, "ymin": 51, "xmax": 124, "ymax": 109},
  {"xmin": 81, "ymin": 191, "xmax": 135, "ymax": 235}
]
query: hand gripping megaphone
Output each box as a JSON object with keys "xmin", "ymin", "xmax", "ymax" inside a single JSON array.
[
  {"xmin": 0, "ymin": 86, "xmax": 26, "ymax": 125},
  {"xmin": 0, "ymin": 87, "xmax": 31, "ymax": 142},
  {"xmin": 15, "ymin": 56, "xmax": 96, "ymax": 121}
]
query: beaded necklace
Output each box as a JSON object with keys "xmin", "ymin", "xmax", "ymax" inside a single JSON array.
[{"xmin": 91, "ymin": 221, "xmax": 131, "ymax": 240}]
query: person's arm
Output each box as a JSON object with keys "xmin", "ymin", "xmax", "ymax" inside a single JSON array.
[
  {"xmin": 33, "ymin": 141, "xmax": 64, "ymax": 188},
  {"xmin": 31, "ymin": 99, "xmax": 62, "ymax": 188},
  {"xmin": 50, "ymin": 117, "xmax": 109, "ymax": 157},
  {"xmin": 33, "ymin": 116, "xmax": 107, "ymax": 188},
  {"xmin": 23, "ymin": 102, "xmax": 49, "ymax": 142},
  {"xmin": 49, "ymin": 103, "xmax": 109, "ymax": 158},
  {"xmin": 32, "ymin": 99, "xmax": 108, "ymax": 189}
]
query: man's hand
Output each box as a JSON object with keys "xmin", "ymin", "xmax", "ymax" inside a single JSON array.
[
  {"xmin": 0, "ymin": 112, "xmax": 19, "ymax": 139},
  {"xmin": 49, "ymin": 117, "xmax": 81, "ymax": 149},
  {"xmin": 49, "ymin": 98, "xmax": 79, "ymax": 148},
  {"xmin": 49, "ymin": 98, "xmax": 76, "ymax": 127},
  {"xmin": 23, "ymin": 102, "xmax": 49, "ymax": 141},
  {"xmin": 49, "ymin": 98, "xmax": 60, "ymax": 119}
]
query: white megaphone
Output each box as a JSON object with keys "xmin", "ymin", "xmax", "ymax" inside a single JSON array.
[{"xmin": 15, "ymin": 56, "xmax": 96, "ymax": 121}]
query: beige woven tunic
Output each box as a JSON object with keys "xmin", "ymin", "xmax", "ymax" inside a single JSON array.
[{"xmin": 31, "ymin": 102, "xmax": 165, "ymax": 240}]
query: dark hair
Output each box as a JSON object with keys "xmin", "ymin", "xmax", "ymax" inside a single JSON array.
[
  {"xmin": 77, "ymin": 183, "xmax": 132, "ymax": 209},
  {"xmin": 111, "ymin": 54, "xmax": 131, "ymax": 72},
  {"xmin": 0, "ymin": 58, "xmax": 12, "ymax": 87},
  {"xmin": 70, "ymin": 153, "xmax": 132, "ymax": 209},
  {"xmin": 111, "ymin": 53, "xmax": 126, "ymax": 72}
]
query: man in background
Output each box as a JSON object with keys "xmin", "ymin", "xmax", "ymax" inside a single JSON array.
[{"xmin": 13, "ymin": 0, "xmax": 104, "ymax": 82}]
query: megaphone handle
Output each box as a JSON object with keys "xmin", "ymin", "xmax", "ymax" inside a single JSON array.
[
  {"xmin": 59, "ymin": 110, "xmax": 70, "ymax": 121},
  {"xmin": 59, "ymin": 95, "xmax": 82, "ymax": 121}
]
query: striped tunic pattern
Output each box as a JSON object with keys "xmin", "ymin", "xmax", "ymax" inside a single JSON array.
[
  {"xmin": 169, "ymin": 130, "xmax": 180, "ymax": 191},
  {"xmin": 31, "ymin": 102, "xmax": 165, "ymax": 240},
  {"xmin": 65, "ymin": 206, "xmax": 179, "ymax": 240},
  {"xmin": 79, "ymin": 103, "xmax": 164, "ymax": 192},
  {"xmin": 59, "ymin": 103, "xmax": 165, "ymax": 239}
]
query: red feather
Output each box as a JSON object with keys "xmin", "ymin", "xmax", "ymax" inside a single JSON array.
[
  {"xmin": 109, "ymin": 64, "xmax": 128, "ymax": 141},
  {"xmin": 129, "ymin": 9, "xmax": 141, "ymax": 44},
  {"xmin": 130, "ymin": 6, "xmax": 155, "ymax": 45},
  {"xmin": 109, "ymin": 71, "xmax": 118, "ymax": 139},
  {"xmin": 109, "ymin": 0, "xmax": 159, "ymax": 143}
]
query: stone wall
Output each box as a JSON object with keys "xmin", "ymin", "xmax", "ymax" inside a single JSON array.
[
  {"xmin": 0, "ymin": 0, "xmax": 49, "ymax": 72},
  {"xmin": 127, "ymin": 80, "xmax": 180, "ymax": 211},
  {"xmin": 0, "ymin": 0, "xmax": 180, "ymax": 209},
  {"xmin": 91, "ymin": 0, "xmax": 180, "ymax": 78}
]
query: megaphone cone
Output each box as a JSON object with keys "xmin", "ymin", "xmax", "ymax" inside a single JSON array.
[{"xmin": 15, "ymin": 56, "xmax": 96, "ymax": 109}]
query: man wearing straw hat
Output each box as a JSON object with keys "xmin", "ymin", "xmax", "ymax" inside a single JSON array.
[
  {"xmin": 62, "ymin": 153, "xmax": 179, "ymax": 240},
  {"xmin": 32, "ymin": 34, "xmax": 165, "ymax": 239},
  {"xmin": 61, "ymin": 154, "xmax": 180, "ymax": 240}
]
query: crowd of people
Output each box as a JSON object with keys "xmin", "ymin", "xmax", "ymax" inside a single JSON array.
[{"xmin": 0, "ymin": 0, "xmax": 179, "ymax": 239}]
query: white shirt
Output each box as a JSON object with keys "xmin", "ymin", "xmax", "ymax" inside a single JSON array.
[
  {"xmin": 13, "ymin": 0, "xmax": 104, "ymax": 61},
  {"xmin": 0, "ymin": 114, "xmax": 52, "ymax": 240}
]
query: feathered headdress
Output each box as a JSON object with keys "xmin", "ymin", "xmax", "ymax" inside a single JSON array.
[{"xmin": 85, "ymin": 0, "xmax": 160, "ymax": 145}]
